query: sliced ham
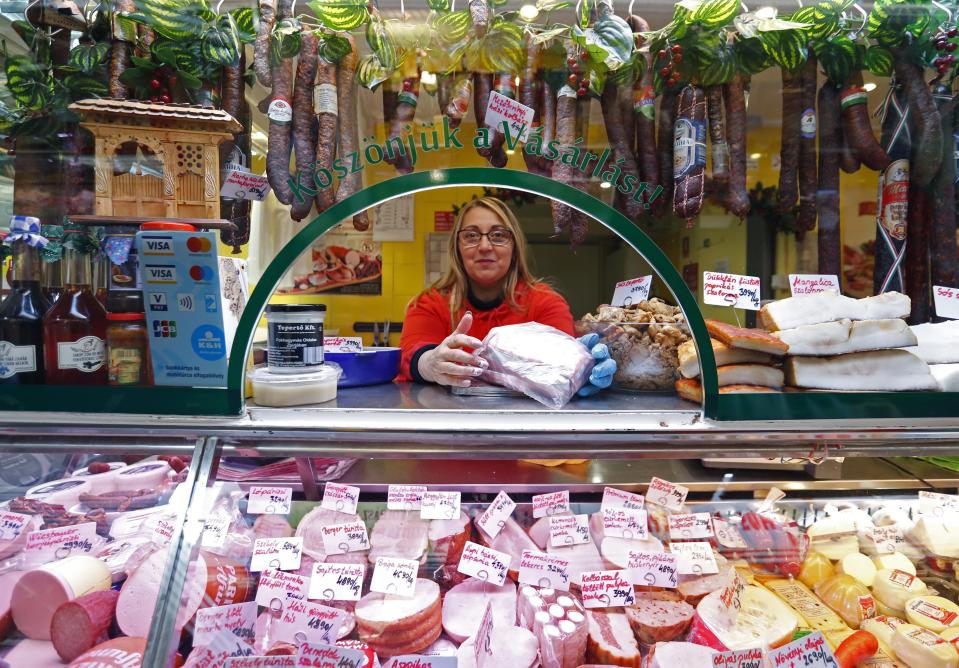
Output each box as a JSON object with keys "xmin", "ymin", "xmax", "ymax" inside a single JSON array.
[
  {"xmin": 117, "ymin": 548, "xmax": 207, "ymax": 637},
  {"xmin": 600, "ymin": 536, "xmax": 664, "ymax": 570},
  {"xmin": 549, "ymin": 540, "xmax": 605, "ymax": 587},
  {"xmin": 253, "ymin": 514, "xmax": 294, "ymax": 539},
  {"xmin": 586, "ymin": 609, "xmax": 642, "ymax": 667},
  {"xmin": 475, "ymin": 515, "xmax": 539, "ymax": 579},
  {"xmin": 368, "ymin": 510, "xmax": 429, "ymax": 564},
  {"xmin": 644, "ymin": 641, "xmax": 717, "ymax": 668},
  {"xmin": 295, "ymin": 506, "xmax": 368, "ymax": 562},
  {"xmin": 429, "ymin": 511, "xmax": 471, "ymax": 564},
  {"xmin": 677, "ymin": 566, "xmax": 734, "ymax": 606},
  {"xmin": 624, "ymin": 591, "xmax": 695, "ymax": 643},
  {"xmin": 442, "ymin": 577, "xmax": 517, "ymax": 642},
  {"xmin": 456, "ymin": 624, "xmax": 539, "ymax": 668}
]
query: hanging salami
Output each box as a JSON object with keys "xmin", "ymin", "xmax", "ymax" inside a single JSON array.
[
  {"xmin": 817, "ymin": 82, "xmax": 842, "ymax": 275},
  {"xmin": 673, "ymin": 84, "xmax": 707, "ymax": 223},
  {"xmin": 723, "ymin": 73, "xmax": 750, "ymax": 218},
  {"xmin": 797, "ymin": 54, "xmax": 818, "ymax": 231},
  {"xmin": 930, "ymin": 85, "xmax": 958, "ymax": 306}
]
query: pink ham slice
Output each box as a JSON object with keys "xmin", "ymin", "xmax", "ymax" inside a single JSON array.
[
  {"xmin": 294, "ymin": 506, "xmax": 368, "ymax": 564},
  {"xmin": 254, "ymin": 514, "xmax": 294, "ymax": 539},
  {"xmin": 475, "ymin": 514, "xmax": 538, "ymax": 578},
  {"xmin": 456, "ymin": 624, "xmax": 539, "ymax": 668},
  {"xmin": 369, "ymin": 510, "xmax": 429, "ymax": 564},
  {"xmin": 441, "ymin": 577, "xmax": 518, "ymax": 643},
  {"xmin": 116, "ymin": 548, "xmax": 208, "ymax": 637}
]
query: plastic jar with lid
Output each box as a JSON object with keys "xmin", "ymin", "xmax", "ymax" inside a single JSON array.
[
  {"xmin": 265, "ymin": 304, "xmax": 327, "ymax": 373},
  {"xmin": 106, "ymin": 313, "xmax": 151, "ymax": 386}
]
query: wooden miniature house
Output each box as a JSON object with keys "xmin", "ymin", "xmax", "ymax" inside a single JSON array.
[{"xmin": 68, "ymin": 99, "xmax": 241, "ymax": 219}]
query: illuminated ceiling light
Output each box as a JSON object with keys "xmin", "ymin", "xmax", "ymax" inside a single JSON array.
[
  {"xmin": 749, "ymin": 152, "xmax": 761, "ymax": 160},
  {"xmin": 519, "ymin": 3, "xmax": 539, "ymax": 20},
  {"xmin": 755, "ymin": 6, "xmax": 776, "ymax": 19},
  {"xmin": 420, "ymin": 70, "xmax": 437, "ymax": 86},
  {"xmin": 863, "ymin": 82, "xmax": 877, "ymax": 92},
  {"xmin": 600, "ymin": 181, "xmax": 612, "ymax": 188}
]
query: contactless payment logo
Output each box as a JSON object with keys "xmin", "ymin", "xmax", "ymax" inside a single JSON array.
[
  {"xmin": 186, "ymin": 236, "xmax": 213, "ymax": 253},
  {"xmin": 192, "ymin": 325, "xmax": 226, "ymax": 361},
  {"xmin": 189, "ymin": 265, "xmax": 215, "ymax": 282},
  {"xmin": 152, "ymin": 320, "xmax": 178, "ymax": 338}
]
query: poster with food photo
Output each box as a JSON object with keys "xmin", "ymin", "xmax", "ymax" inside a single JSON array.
[{"xmin": 283, "ymin": 227, "xmax": 383, "ymax": 295}]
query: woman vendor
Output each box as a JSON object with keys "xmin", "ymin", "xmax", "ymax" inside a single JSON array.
[{"xmin": 398, "ymin": 196, "xmax": 614, "ymax": 395}]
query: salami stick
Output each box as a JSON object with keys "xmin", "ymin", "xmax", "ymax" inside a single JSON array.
[
  {"xmin": 255, "ymin": 0, "xmax": 277, "ymax": 87},
  {"xmin": 521, "ymin": 43, "xmax": 548, "ymax": 176},
  {"xmin": 906, "ymin": 182, "xmax": 931, "ymax": 323},
  {"xmin": 313, "ymin": 53, "xmax": 338, "ymax": 213},
  {"xmin": 290, "ymin": 28, "xmax": 318, "ymax": 221},
  {"xmin": 817, "ymin": 82, "xmax": 842, "ymax": 275},
  {"xmin": 473, "ymin": 72, "xmax": 508, "ymax": 167},
  {"xmin": 930, "ymin": 86, "xmax": 958, "ymax": 295},
  {"xmin": 602, "ymin": 79, "xmax": 644, "ymax": 220},
  {"xmin": 893, "ymin": 55, "xmax": 942, "ymax": 188},
  {"xmin": 219, "ymin": 50, "xmax": 246, "ymax": 252},
  {"xmin": 335, "ymin": 35, "xmax": 370, "ymax": 231},
  {"xmin": 797, "ymin": 54, "xmax": 818, "ymax": 231},
  {"xmin": 841, "ymin": 72, "xmax": 890, "ymax": 171},
  {"xmin": 265, "ymin": 43, "xmax": 294, "ymax": 205},
  {"xmin": 51, "ymin": 590, "xmax": 119, "ymax": 662},
  {"xmin": 469, "ymin": 0, "xmax": 490, "ymax": 37},
  {"xmin": 778, "ymin": 69, "xmax": 802, "ymax": 213},
  {"xmin": 673, "ymin": 84, "xmax": 707, "ymax": 222},
  {"xmin": 385, "ymin": 74, "xmax": 419, "ymax": 174},
  {"xmin": 628, "ymin": 15, "xmax": 658, "ymax": 207},
  {"xmin": 550, "ymin": 47, "xmax": 579, "ymax": 237},
  {"xmin": 873, "ymin": 82, "xmax": 911, "ymax": 295},
  {"xmin": 839, "ymin": 129, "xmax": 862, "ymax": 173},
  {"xmin": 723, "ymin": 73, "xmax": 750, "ymax": 218},
  {"xmin": 657, "ymin": 86, "xmax": 678, "ymax": 216}
]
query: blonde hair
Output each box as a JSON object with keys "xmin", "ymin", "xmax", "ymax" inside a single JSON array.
[{"xmin": 426, "ymin": 196, "xmax": 544, "ymax": 329}]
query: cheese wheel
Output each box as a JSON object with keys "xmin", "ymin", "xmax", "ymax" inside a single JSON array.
[
  {"xmin": 839, "ymin": 553, "xmax": 878, "ymax": 587},
  {"xmin": 873, "ymin": 569, "xmax": 929, "ymax": 614},
  {"xmin": 906, "ymin": 596, "xmax": 959, "ymax": 634},
  {"xmin": 873, "ymin": 553, "xmax": 917, "ymax": 576},
  {"xmin": 891, "ymin": 623, "xmax": 959, "ymax": 668},
  {"xmin": 112, "ymin": 462, "xmax": 171, "ymax": 492},
  {"xmin": 70, "ymin": 463, "xmax": 127, "ymax": 494},
  {"xmin": 25, "ymin": 478, "xmax": 91, "ymax": 508},
  {"xmin": 862, "ymin": 615, "xmax": 909, "ymax": 651},
  {"xmin": 942, "ymin": 627, "xmax": 959, "ymax": 651}
]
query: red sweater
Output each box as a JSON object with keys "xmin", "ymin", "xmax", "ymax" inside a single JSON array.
[{"xmin": 397, "ymin": 282, "xmax": 575, "ymax": 382}]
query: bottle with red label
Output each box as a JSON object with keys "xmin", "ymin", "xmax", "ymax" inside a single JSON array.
[{"xmin": 43, "ymin": 229, "xmax": 108, "ymax": 385}]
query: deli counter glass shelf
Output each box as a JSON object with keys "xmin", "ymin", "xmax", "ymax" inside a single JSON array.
[{"xmin": 2, "ymin": 445, "xmax": 946, "ymax": 668}]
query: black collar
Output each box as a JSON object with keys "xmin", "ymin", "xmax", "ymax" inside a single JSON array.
[{"xmin": 467, "ymin": 286, "xmax": 503, "ymax": 311}]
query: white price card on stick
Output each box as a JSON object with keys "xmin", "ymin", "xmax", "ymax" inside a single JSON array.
[
  {"xmin": 384, "ymin": 657, "xmax": 456, "ymax": 668},
  {"xmin": 712, "ymin": 648, "xmax": 765, "ymax": 668},
  {"xmin": 550, "ymin": 514, "xmax": 591, "ymax": 547},
  {"xmin": 580, "ymin": 570, "xmax": 635, "ymax": 608},
  {"xmin": 225, "ymin": 657, "xmax": 295, "ymax": 668},
  {"xmin": 320, "ymin": 521, "xmax": 370, "ymax": 556},
  {"xmin": 703, "ymin": 271, "xmax": 762, "ymax": 310},
  {"xmin": 767, "ymin": 631, "xmax": 839, "ymax": 668},
  {"xmin": 388, "ymin": 485, "xmax": 426, "ymax": 510},
  {"xmin": 370, "ymin": 556, "xmax": 419, "ymax": 597},
  {"xmin": 668, "ymin": 512, "xmax": 714, "ymax": 540},
  {"xmin": 872, "ymin": 526, "xmax": 906, "ymax": 554},
  {"xmin": 220, "ymin": 169, "xmax": 270, "ymax": 201},
  {"xmin": 602, "ymin": 508, "xmax": 649, "ymax": 540},
  {"xmin": 713, "ymin": 518, "xmax": 749, "ymax": 550},
  {"xmin": 247, "ymin": 486, "xmax": 292, "ymax": 515},
  {"xmin": 273, "ymin": 601, "xmax": 350, "ymax": 647},
  {"xmin": 457, "ymin": 540, "xmax": 511, "ymax": 587},
  {"xmin": 532, "ymin": 490, "xmax": 571, "ymax": 518},
  {"xmin": 476, "ymin": 491, "xmax": 516, "ymax": 539},
  {"xmin": 25, "ymin": 522, "xmax": 98, "ymax": 564},
  {"xmin": 200, "ymin": 512, "xmax": 231, "ymax": 548},
  {"xmin": 321, "ymin": 482, "xmax": 360, "ymax": 515},
  {"xmin": 715, "ymin": 570, "xmax": 747, "ymax": 626},
  {"xmin": 485, "ymin": 90, "xmax": 535, "ymax": 142},
  {"xmin": 255, "ymin": 569, "xmax": 309, "ymax": 609},
  {"xmin": 789, "ymin": 274, "xmax": 840, "ymax": 296},
  {"xmin": 671, "ymin": 541, "xmax": 719, "ymax": 575},
  {"xmin": 601, "ymin": 487, "xmax": 645, "ymax": 511},
  {"xmin": 474, "ymin": 601, "xmax": 495, "ymax": 668},
  {"xmin": 250, "ymin": 537, "xmax": 303, "ymax": 572},
  {"xmin": 934, "ymin": 285, "xmax": 959, "ymax": 319},
  {"xmin": 919, "ymin": 490, "xmax": 959, "ymax": 517},
  {"xmin": 193, "ymin": 600, "xmax": 257, "ymax": 648},
  {"xmin": 611, "ymin": 276, "xmax": 652, "ymax": 307},
  {"xmin": 627, "ymin": 550, "xmax": 678, "ymax": 588},
  {"xmin": 295, "ymin": 642, "xmax": 367, "ymax": 668},
  {"xmin": 518, "ymin": 549, "xmax": 571, "ymax": 590},
  {"xmin": 646, "ymin": 477, "xmax": 688, "ymax": 511},
  {"xmin": 0, "ymin": 512, "xmax": 30, "ymax": 542},
  {"xmin": 309, "ymin": 562, "xmax": 365, "ymax": 602},
  {"xmin": 420, "ymin": 491, "xmax": 461, "ymax": 520}
]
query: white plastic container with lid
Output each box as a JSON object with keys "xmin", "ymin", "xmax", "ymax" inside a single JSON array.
[
  {"xmin": 249, "ymin": 364, "xmax": 340, "ymax": 407},
  {"xmin": 265, "ymin": 303, "xmax": 327, "ymax": 373}
]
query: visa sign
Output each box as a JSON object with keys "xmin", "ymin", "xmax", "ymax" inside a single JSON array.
[
  {"xmin": 145, "ymin": 265, "xmax": 177, "ymax": 283},
  {"xmin": 141, "ymin": 235, "xmax": 174, "ymax": 255}
]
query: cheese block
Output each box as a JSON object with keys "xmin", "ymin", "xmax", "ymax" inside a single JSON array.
[
  {"xmin": 873, "ymin": 569, "xmax": 930, "ymax": 615},
  {"xmin": 815, "ymin": 574, "xmax": 877, "ymax": 628},
  {"xmin": 687, "ymin": 584, "xmax": 799, "ymax": 651},
  {"xmin": 808, "ymin": 516, "xmax": 861, "ymax": 561},
  {"xmin": 906, "ymin": 597, "xmax": 959, "ymax": 634},
  {"xmin": 677, "ymin": 339, "xmax": 774, "ymax": 378},
  {"xmin": 891, "ymin": 623, "xmax": 959, "ymax": 668},
  {"xmin": 784, "ymin": 349, "xmax": 938, "ymax": 391},
  {"xmin": 759, "ymin": 291, "xmax": 911, "ymax": 331},
  {"xmin": 773, "ymin": 318, "xmax": 916, "ymax": 356},
  {"xmin": 839, "ymin": 553, "xmax": 879, "ymax": 588},
  {"xmin": 764, "ymin": 578, "xmax": 849, "ymax": 633},
  {"xmin": 909, "ymin": 518, "xmax": 959, "ymax": 560},
  {"xmin": 873, "ymin": 554, "xmax": 918, "ymax": 577},
  {"xmin": 600, "ymin": 535, "xmax": 664, "ymax": 570},
  {"xmin": 863, "ymin": 615, "xmax": 910, "ymax": 651}
]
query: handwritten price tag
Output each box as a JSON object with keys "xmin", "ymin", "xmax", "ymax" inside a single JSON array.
[
  {"xmin": 601, "ymin": 487, "xmax": 645, "ymax": 511},
  {"xmin": 150, "ymin": 512, "xmax": 180, "ymax": 546},
  {"xmin": 25, "ymin": 522, "xmax": 98, "ymax": 564},
  {"xmin": 611, "ymin": 276, "xmax": 652, "ymax": 307},
  {"xmin": 476, "ymin": 491, "xmax": 516, "ymax": 539},
  {"xmin": 225, "ymin": 657, "xmax": 295, "ymax": 668},
  {"xmin": 387, "ymin": 485, "xmax": 426, "ymax": 511},
  {"xmin": 420, "ymin": 491, "xmax": 461, "ymax": 520},
  {"xmin": 532, "ymin": 490, "xmax": 571, "ymax": 518},
  {"xmin": 485, "ymin": 91, "xmax": 535, "ymax": 142},
  {"xmin": 602, "ymin": 508, "xmax": 649, "ymax": 541},
  {"xmin": 320, "ymin": 521, "xmax": 370, "ymax": 556},
  {"xmin": 370, "ymin": 557, "xmax": 419, "ymax": 597},
  {"xmin": 703, "ymin": 271, "xmax": 762, "ymax": 310},
  {"xmin": 919, "ymin": 490, "xmax": 959, "ymax": 517},
  {"xmin": 581, "ymin": 570, "xmax": 635, "ymax": 609},
  {"xmin": 247, "ymin": 486, "xmax": 292, "ymax": 515},
  {"xmin": 184, "ymin": 627, "xmax": 255, "ymax": 666},
  {"xmin": 627, "ymin": 551, "xmax": 678, "ymax": 588},
  {"xmin": 250, "ymin": 537, "xmax": 303, "ymax": 572},
  {"xmin": 457, "ymin": 541, "xmax": 511, "ymax": 587},
  {"xmin": 384, "ymin": 657, "xmax": 457, "ymax": 668},
  {"xmin": 256, "ymin": 569, "xmax": 310, "ymax": 610},
  {"xmin": 716, "ymin": 570, "xmax": 747, "ymax": 626},
  {"xmin": 323, "ymin": 336, "xmax": 363, "ymax": 353},
  {"xmin": 646, "ymin": 477, "xmax": 688, "ymax": 512},
  {"xmin": 934, "ymin": 285, "xmax": 959, "ymax": 320},
  {"xmin": 321, "ymin": 483, "xmax": 360, "ymax": 515},
  {"xmin": 668, "ymin": 512, "xmax": 714, "ymax": 540},
  {"xmin": 272, "ymin": 601, "xmax": 349, "ymax": 647},
  {"xmin": 789, "ymin": 274, "xmax": 840, "ymax": 296},
  {"xmin": 193, "ymin": 601, "xmax": 257, "ymax": 648},
  {"xmin": 517, "ymin": 549, "xmax": 570, "ymax": 591},
  {"xmin": 671, "ymin": 541, "xmax": 719, "ymax": 575},
  {"xmin": 713, "ymin": 518, "xmax": 749, "ymax": 550},
  {"xmin": 0, "ymin": 512, "xmax": 30, "ymax": 541},
  {"xmin": 872, "ymin": 526, "xmax": 906, "ymax": 554},
  {"xmin": 201, "ymin": 512, "xmax": 231, "ymax": 548},
  {"xmin": 474, "ymin": 601, "xmax": 495, "ymax": 668},
  {"xmin": 767, "ymin": 631, "xmax": 838, "ymax": 668},
  {"xmin": 295, "ymin": 642, "xmax": 367, "ymax": 668},
  {"xmin": 220, "ymin": 169, "xmax": 270, "ymax": 201},
  {"xmin": 309, "ymin": 562, "xmax": 365, "ymax": 602},
  {"xmin": 712, "ymin": 648, "xmax": 764, "ymax": 668},
  {"xmin": 550, "ymin": 514, "xmax": 590, "ymax": 547}
]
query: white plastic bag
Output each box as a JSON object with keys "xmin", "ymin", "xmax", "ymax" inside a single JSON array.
[{"xmin": 476, "ymin": 323, "xmax": 594, "ymax": 409}]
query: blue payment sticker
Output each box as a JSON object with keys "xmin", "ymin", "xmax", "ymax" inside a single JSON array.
[{"xmin": 192, "ymin": 325, "xmax": 227, "ymax": 361}]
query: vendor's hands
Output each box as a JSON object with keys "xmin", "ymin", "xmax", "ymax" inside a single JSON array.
[
  {"xmin": 577, "ymin": 332, "xmax": 617, "ymax": 397},
  {"xmin": 418, "ymin": 312, "xmax": 488, "ymax": 387}
]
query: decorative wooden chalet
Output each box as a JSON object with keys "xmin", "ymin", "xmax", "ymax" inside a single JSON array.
[{"xmin": 68, "ymin": 99, "xmax": 241, "ymax": 220}]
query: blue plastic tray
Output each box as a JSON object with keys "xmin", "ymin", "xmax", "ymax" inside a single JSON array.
[{"xmin": 324, "ymin": 347, "xmax": 401, "ymax": 387}]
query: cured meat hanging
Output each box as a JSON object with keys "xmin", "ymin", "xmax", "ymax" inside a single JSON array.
[
  {"xmin": 930, "ymin": 85, "xmax": 958, "ymax": 296},
  {"xmin": 817, "ymin": 82, "xmax": 842, "ymax": 276},
  {"xmin": 874, "ymin": 81, "xmax": 911, "ymax": 295},
  {"xmin": 797, "ymin": 54, "xmax": 818, "ymax": 232}
]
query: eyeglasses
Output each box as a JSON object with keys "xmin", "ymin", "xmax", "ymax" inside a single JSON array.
[{"xmin": 458, "ymin": 228, "xmax": 514, "ymax": 247}]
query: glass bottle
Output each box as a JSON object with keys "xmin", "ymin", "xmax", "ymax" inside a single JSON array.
[
  {"xmin": 93, "ymin": 254, "xmax": 109, "ymax": 307},
  {"xmin": 0, "ymin": 240, "xmax": 52, "ymax": 384},
  {"xmin": 42, "ymin": 258, "xmax": 63, "ymax": 305},
  {"xmin": 43, "ymin": 247, "xmax": 108, "ymax": 385},
  {"xmin": 107, "ymin": 312, "xmax": 151, "ymax": 386}
]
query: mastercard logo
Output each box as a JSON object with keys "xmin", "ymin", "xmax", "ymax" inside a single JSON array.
[
  {"xmin": 186, "ymin": 236, "xmax": 212, "ymax": 253},
  {"xmin": 189, "ymin": 265, "xmax": 215, "ymax": 281}
]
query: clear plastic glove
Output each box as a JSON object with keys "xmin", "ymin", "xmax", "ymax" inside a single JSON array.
[
  {"xmin": 417, "ymin": 312, "xmax": 488, "ymax": 387},
  {"xmin": 577, "ymin": 332, "xmax": 617, "ymax": 397}
]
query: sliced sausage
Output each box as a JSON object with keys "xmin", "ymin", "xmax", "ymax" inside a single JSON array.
[
  {"xmin": 290, "ymin": 28, "xmax": 318, "ymax": 221},
  {"xmin": 673, "ymin": 84, "xmax": 707, "ymax": 222}
]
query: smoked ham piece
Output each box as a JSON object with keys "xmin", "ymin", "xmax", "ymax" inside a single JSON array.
[
  {"xmin": 442, "ymin": 577, "xmax": 517, "ymax": 643},
  {"xmin": 429, "ymin": 511, "xmax": 471, "ymax": 564},
  {"xmin": 705, "ymin": 320, "xmax": 789, "ymax": 356},
  {"xmin": 295, "ymin": 506, "xmax": 369, "ymax": 563},
  {"xmin": 677, "ymin": 339, "xmax": 774, "ymax": 379},
  {"xmin": 355, "ymin": 578, "xmax": 441, "ymax": 657},
  {"xmin": 475, "ymin": 514, "xmax": 538, "ymax": 579}
]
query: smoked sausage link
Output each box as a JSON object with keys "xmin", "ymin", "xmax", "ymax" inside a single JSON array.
[
  {"xmin": 797, "ymin": 54, "xmax": 819, "ymax": 231},
  {"xmin": 673, "ymin": 84, "xmax": 707, "ymax": 222},
  {"xmin": 841, "ymin": 72, "xmax": 891, "ymax": 171},
  {"xmin": 385, "ymin": 74, "xmax": 419, "ymax": 174},
  {"xmin": 313, "ymin": 52, "xmax": 338, "ymax": 213},
  {"xmin": 706, "ymin": 86, "xmax": 729, "ymax": 184},
  {"xmin": 290, "ymin": 28, "xmax": 318, "ymax": 222},
  {"xmin": 778, "ymin": 69, "xmax": 803, "ymax": 213},
  {"xmin": 723, "ymin": 74, "xmax": 750, "ymax": 218},
  {"xmin": 629, "ymin": 15, "xmax": 659, "ymax": 208},
  {"xmin": 931, "ymin": 86, "xmax": 958, "ymax": 295},
  {"xmin": 602, "ymin": 76, "xmax": 644, "ymax": 220},
  {"xmin": 334, "ymin": 35, "xmax": 370, "ymax": 231},
  {"xmin": 254, "ymin": 0, "xmax": 277, "ymax": 87},
  {"xmin": 266, "ymin": 50, "xmax": 295, "ymax": 205},
  {"xmin": 893, "ymin": 55, "xmax": 943, "ymax": 188},
  {"xmin": 657, "ymin": 86, "xmax": 678, "ymax": 216},
  {"xmin": 817, "ymin": 82, "xmax": 842, "ymax": 276}
]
